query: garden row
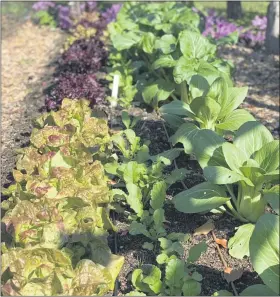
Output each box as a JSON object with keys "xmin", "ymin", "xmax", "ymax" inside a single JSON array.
[{"xmin": 1, "ymin": 2, "xmax": 279, "ymax": 296}]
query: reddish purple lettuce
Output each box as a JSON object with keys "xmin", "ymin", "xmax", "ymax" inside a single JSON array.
[{"xmin": 45, "ymin": 73, "xmax": 105, "ymax": 110}]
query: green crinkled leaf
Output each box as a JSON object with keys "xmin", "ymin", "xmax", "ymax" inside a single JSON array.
[
  {"xmin": 174, "ymin": 182, "xmax": 229, "ymax": 214},
  {"xmin": 126, "ymin": 183, "xmax": 143, "ymax": 217},
  {"xmin": 129, "ymin": 221, "xmax": 151, "ymax": 238},
  {"xmin": 228, "ymin": 223, "xmax": 255, "ymax": 259},
  {"xmin": 179, "ymin": 30, "xmax": 216, "ymax": 59},
  {"xmin": 111, "ymin": 31, "xmax": 141, "ymax": 51},
  {"xmin": 187, "ymin": 241, "xmax": 208, "ymax": 263},
  {"xmin": 155, "ymin": 34, "xmax": 177, "ymax": 54},
  {"xmin": 153, "ymin": 208, "xmax": 165, "ymax": 230},
  {"xmin": 182, "ymin": 279, "xmax": 201, "ymax": 296},
  {"xmin": 165, "ymin": 258, "xmax": 184, "ymax": 292},
  {"xmin": 250, "ymin": 213, "xmax": 279, "ymax": 295},
  {"xmin": 263, "ymin": 185, "xmax": 279, "ymax": 215},
  {"xmin": 71, "ymin": 259, "xmax": 112, "ymax": 296},
  {"xmin": 141, "ymin": 32, "xmax": 156, "ymax": 54},
  {"xmin": 153, "ymin": 55, "xmax": 176, "ymax": 69},
  {"xmin": 156, "ymin": 253, "xmax": 169, "ymax": 264},
  {"xmin": 150, "ymin": 181, "xmax": 167, "ymax": 210},
  {"xmin": 234, "ymin": 121, "xmax": 274, "ymax": 160}
]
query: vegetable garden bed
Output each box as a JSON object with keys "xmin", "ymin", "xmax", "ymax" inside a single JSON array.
[{"xmin": 1, "ymin": 2, "xmax": 279, "ymax": 297}]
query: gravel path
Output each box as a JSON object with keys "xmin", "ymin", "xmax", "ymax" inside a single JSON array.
[{"xmin": 1, "ymin": 20, "xmax": 65, "ymax": 188}]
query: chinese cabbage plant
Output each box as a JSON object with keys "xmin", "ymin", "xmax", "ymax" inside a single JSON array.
[
  {"xmin": 1, "ymin": 99, "xmax": 124, "ymax": 296},
  {"xmin": 174, "ymin": 121, "xmax": 279, "ymax": 263},
  {"xmin": 107, "ymin": 2, "xmax": 233, "ymax": 109},
  {"xmin": 160, "ymin": 76, "xmax": 255, "ymax": 150}
]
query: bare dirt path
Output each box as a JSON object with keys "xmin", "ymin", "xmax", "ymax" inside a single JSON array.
[
  {"xmin": 1, "ymin": 19, "xmax": 65, "ymax": 188},
  {"xmin": 219, "ymin": 44, "xmax": 279, "ymax": 137}
]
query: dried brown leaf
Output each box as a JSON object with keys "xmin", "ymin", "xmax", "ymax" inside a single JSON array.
[
  {"xmin": 215, "ymin": 237, "xmax": 228, "ymax": 249},
  {"xmin": 194, "ymin": 219, "xmax": 215, "ymax": 235}
]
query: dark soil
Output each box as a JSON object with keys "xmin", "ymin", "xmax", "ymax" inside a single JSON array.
[{"xmin": 111, "ymin": 117, "xmax": 262, "ymax": 296}]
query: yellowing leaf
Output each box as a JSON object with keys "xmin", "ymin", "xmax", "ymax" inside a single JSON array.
[{"xmin": 194, "ymin": 219, "xmax": 215, "ymax": 235}]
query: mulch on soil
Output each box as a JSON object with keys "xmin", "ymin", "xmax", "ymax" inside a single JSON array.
[{"xmin": 1, "ymin": 20, "xmax": 65, "ymax": 188}]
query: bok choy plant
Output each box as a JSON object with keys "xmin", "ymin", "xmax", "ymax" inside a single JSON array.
[
  {"xmin": 174, "ymin": 121, "xmax": 279, "ymax": 259},
  {"xmin": 159, "ymin": 76, "xmax": 255, "ymax": 147}
]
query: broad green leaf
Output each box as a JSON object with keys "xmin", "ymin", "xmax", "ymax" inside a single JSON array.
[
  {"xmin": 111, "ymin": 31, "xmax": 141, "ymax": 51},
  {"xmin": 165, "ymin": 258, "xmax": 184, "ymax": 290},
  {"xmin": 156, "ymin": 253, "xmax": 169, "ymax": 264},
  {"xmin": 158, "ymin": 238, "xmax": 172, "ymax": 250},
  {"xmin": 174, "ymin": 182, "xmax": 229, "ymax": 213},
  {"xmin": 153, "ymin": 55, "xmax": 176, "ymax": 69},
  {"xmin": 189, "ymin": 75, "xmax": 210, "ymax": 98},
  {"xmin": 216, "ymin": 109, "xmax": 255, "ymax": 131},
  {"xmin": 222, "ymin": 142, "xmax": 248, "ymax": 173},
  {"xmin": 142, "ymin": 79, "xmax": 174, "ymax": 106},
  {"xmin": 121, "ymin": 111, "xmax": 131, "ymax": 129},
  {"xmin": 155, "ymin": 34, "xmax": 177, "ymax": 54},
  {"xmin": 125, "ymin": 291, "xmax": 146, "ymax": 296},
  {"xmin": 253, "ymin": 140, "xmax": 280, "ymax": 173},
  {"xmin": 219, "ymin": 86, "xmax": 248, "ymax": 118},
  {"xmin": 228, "ymin": 223, "xmax": 255, "ymax": 259},
  {"xmin": 150, "ymin": 148, "xmax": 184, "ymax": 165},
  {"xmin": 190, "ymin": 96, "xmax": 221, "ymax": 127},
  {"xmin": 126, "ymin": 183, "xmax": 143, "ymax": 217},
  {"xmin": 141, "ymin": 32, "xmax": 156, "ymax": 54},
  {"xmin": 129, "ymin": 221, "xmax": 151, "ymax": 238},
  {"xmin": 191, "ymin": 271, "xmax": 203, "ymax": 282},
  {"xmin": 192, "ymin": 129, "xmax": 225, "ymax": 168},
  {"xmin": 234, "ymin": 121, "xmax": 274, "ymax": 159},
  {"xmin": 204, "ymin": 166, "xmax": 253, "ymax": 186},
  {"xmin": 159, "ymin": 100, "xmax": 194, "ymax": 118},
  {"xmin": 206, "ymin": 77, "xmax": 228, "ymax": 106},
  {"xmin": 162, "ymin": 114, "xmax": 185, "ymax": 130},
  {"xmin": 250, "ymin": 213, "xmax": 279, "ymax": 294},
  {"xmin": 153, "ymin": 208, "xmax": 165, "ymax": 229},
  {"xmin": 263, "ymin": 185, "xmax": 279, "ymax": 215},
  {"xmin": 179, "ymin": 30, "xmax": 216, "ymax": 59},
  {"xmin": 167, "ymin": 232, "xmax": 190, "ymax": 242},
  {"xmin": 165, "ymin": 168, "xmax": 188, "ymax": 185},
  {"xmin": 150, "ymin": 181, "xmax": 167, "ymax": 210},
  {"xmin": 182, "ymin": 279, "xmax": 201, "ymax": 296},
  {"xmin": 187, "ymin": 241, "xmax": 207, "ymax": 263},
  {"xmin": 170, "ymin": 122, "xmax": 199, "ymax": 154},
  {"xmin": 173, "ymin": 56, "xmax": 197, "ymax": 84},
  {"xmin": 142, "ymin": 242, "xmax": 154, "ymax": 251},
  {"xmin": 212, "ymin": 290, "xmax": 233, "ymax": 296},
  {"xmin": 142, "ymin": 265, "xmax": 162, "ymax": 294},
  {"xmin": 240, "ymin": 284, "xmax": 276, "ymax": 296}
]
